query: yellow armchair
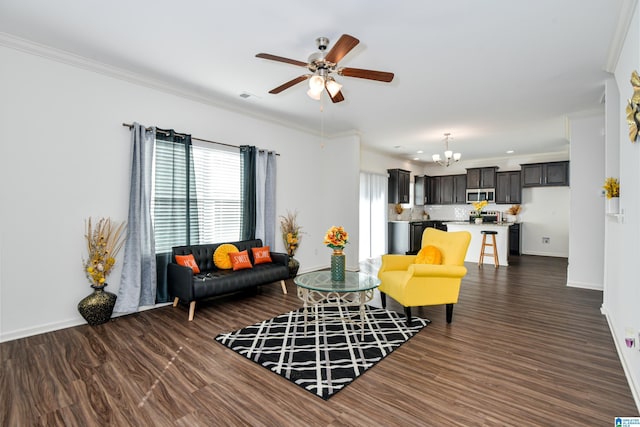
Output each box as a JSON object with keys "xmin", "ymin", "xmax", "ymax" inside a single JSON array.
[{"xmin": 377, "ymin": 227, "xmax": 471, "ymax": 325}]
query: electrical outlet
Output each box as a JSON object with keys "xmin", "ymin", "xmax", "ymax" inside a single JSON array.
[{"xmin": 542, "ymin": 237, "xmax": 550, "ymax": 244}]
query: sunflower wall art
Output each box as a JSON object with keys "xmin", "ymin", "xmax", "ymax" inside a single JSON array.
[{"xmin": 626, "ymin": 70, "xmax": 640, "ymax": 142}]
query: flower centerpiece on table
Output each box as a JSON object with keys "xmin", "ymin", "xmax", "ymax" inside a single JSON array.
[
  {"xmin": 83, "ymin": 217, "xmax": 126, "ymax": 288},
  {"xmin": 279, "ymin": 210, "xmax": 303, "ymax": 257},
  {"xmin": 471, "ymin": 200, "xmax": 488, "ymax": 218},
  {"xmin": 603, "ymin": 177, "xmax": 620, "ymax": 199},
  {"xmin": 324, "ymin": 225, "xmax": 349, "ymax": 254}
]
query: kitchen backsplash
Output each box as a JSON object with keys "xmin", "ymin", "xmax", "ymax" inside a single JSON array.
[{"xmin": 389, "ymin": 204, "xmax": 516, "ymax": 222}]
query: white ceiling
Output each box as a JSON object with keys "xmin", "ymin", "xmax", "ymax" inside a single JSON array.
[{"xmin": 0, "ymin": 0, "xmax": 627, "ymax": 163}]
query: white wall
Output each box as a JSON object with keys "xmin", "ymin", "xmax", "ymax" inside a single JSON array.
[
  {"xmin": 0, "ymin": 42, "xmax": 360, "ymax": 341},
  {"xmin": 606, "ymin": 1, "xmax": 640, "ymax": 408},
  {"xmin": 566, "ymin": 115, "xmax": 606, "ymax": 289}
]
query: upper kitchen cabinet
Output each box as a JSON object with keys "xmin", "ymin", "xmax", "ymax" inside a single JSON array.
[
  {"xmin": 414, "ymin": 175, "xmax": 427, "ymax": 205},
  {"xmin": 466, "ymin": 167, "xmax": 497, "ymax": 189},
  {"xmin": 439, "ymin": 174, "xmax": 467, "ymax": 204},
  {"xmin": 521, "ymin": 161, "xmax": 569, "ymax": 187},
  {"xmin": 388, "ymin": 168, "xmax": 411, "ymax": 204},
  {"xmin": 495, "ymin": 171, "xmax": 522, "ymax": 204}
]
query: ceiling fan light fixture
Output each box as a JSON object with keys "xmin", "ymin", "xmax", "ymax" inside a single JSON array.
[
  {"xmin": 444, "ymin": 150, "xmax": 453, "ymax": 159},
  {"xmin": 309, "ymin": 75, "xmax": 325, "ymax": 92},
  {"xmin": 326, "ymin": 78, "xmax": 342, "ymax": 97},
  {"xmin": 306, "ymin": 88, "xmax": 322, "ymax": 100}
]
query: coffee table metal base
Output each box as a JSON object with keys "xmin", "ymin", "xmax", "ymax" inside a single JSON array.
[{"xmin": 297, "ymin": 287, "xmax": 375, "ymax": 338}]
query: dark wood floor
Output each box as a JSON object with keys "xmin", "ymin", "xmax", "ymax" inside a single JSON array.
[{"xmin": 1, "ymin": 255, "xmax": 637, "ymax": 426}]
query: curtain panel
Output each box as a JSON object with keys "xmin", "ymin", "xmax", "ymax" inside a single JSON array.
[{"xmin": 115, "ymin": 123, "xmax": 157, "ymax": 313}]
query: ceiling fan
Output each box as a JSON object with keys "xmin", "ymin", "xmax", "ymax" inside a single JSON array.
[{"xmin": 256, "ymin": 34, "xmax": 394, "ymax": 103}]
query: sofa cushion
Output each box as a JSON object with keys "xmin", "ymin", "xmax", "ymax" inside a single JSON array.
[
  {"xmin": 229, "ymin": 250, "xmax": 253, "ymax": 271},
  {"xmin": 175, "ymin": 254, "xmax": 200, "ymax": 273},
  {"xmin": 213, "ymin": 244, "xmax": 239, "ymax": 269},
  {"xmin": 251, "ymin": 246, "xmax": 273, "ymax": 265}
]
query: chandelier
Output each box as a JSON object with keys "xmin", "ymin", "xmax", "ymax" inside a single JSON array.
[{"xmin": 432, "ymin": 133, "xmax": 461, "ymax": 167}]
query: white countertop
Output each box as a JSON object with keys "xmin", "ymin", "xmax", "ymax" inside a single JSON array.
[{"xmin": 444, "ymin": 221, "xmax": 515, "ymax": 227}]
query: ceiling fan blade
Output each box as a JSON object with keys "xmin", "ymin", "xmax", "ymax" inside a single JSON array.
[
  {"xmin": 268, "ymin": 75, "xmax": 310, "ymax": 94},
  {"xmin": 327, "ymin": 87, "xmax": 345, "ymax": 103},
  {"xmin": 339, "ymin": 67, "xmax": 394, "ymax": 82},
  {"xmin": 324, "ymin": 34, "xmax": 360, "ymax": 64},
  {"xmin": 256, "ymin": 53, "xmax": 308, "ymax": 68}
]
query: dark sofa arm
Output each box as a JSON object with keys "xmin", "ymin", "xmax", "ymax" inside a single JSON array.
[
  {"xmin": 167, "ymin": 263, "xmax": 195, "ymax": 302},
  {"xmin": 270, "ymin": 252, "xmax": 289, "ymax": 267}
]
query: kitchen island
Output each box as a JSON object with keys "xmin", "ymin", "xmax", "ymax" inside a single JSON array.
[{"xmin": 445, "ymin": 221, "xmax": 514, "ymax": 266}]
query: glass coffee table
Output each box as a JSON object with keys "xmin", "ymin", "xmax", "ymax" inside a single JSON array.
[{"xmin": 293, "ymin": 271, "xmax": 381, "ymax": 338}]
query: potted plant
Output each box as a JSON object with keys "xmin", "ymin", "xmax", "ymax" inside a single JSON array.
[
  {"xmin": 324, "ymin": 225, "xmax": 349, "ymax": 282},
  {"xmin": 78, "ymin": 217, "xmax": 126, "ymax": 326},
  {"xmin": 471, "ymin": 200, "xmax": 488, "ymax": 223},
  {"xmin": 280, "ymin": 210, "xmax": 303, "ymax": 278},
  {"xmin": 603, "ymin": 177, "xmax": 620, "ymax": 213}
]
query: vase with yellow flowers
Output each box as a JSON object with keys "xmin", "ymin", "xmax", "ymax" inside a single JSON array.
[
  {"xmin": 603, "ymin": 177, "xmax": 620, "ymax": 213},
  {"xmin": 78, "ymin": 217, "xmax": 126, "ymax": 326},
  {"xmin": 280, "ymin": 210, "xmax": 303, "ymax": 278},
  {"xmin": 471, "ymin": 200, "xmax": 488, "ymax": 223},
  {"xmin": 324, "ymin": 225, "xmax": 349, "ymax": 281}
]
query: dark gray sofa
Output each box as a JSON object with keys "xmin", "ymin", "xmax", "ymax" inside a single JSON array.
[{"xmin": 168, "ymin": 239, "xmax": 289, "ymax": 320}]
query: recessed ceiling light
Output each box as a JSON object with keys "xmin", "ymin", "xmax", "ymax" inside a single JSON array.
[
  {"xmin": 506, "ymin": 150, "xmax": 514, "ymax": 154},
  {"xmin": 416, "ymin": 150, "xmax": 423, "ymax": 154},
  {"xmin": 413, "ymin": 157, "xmax": 420, "ymax": 161},
  {"xmin": 394, "ymin": 145, "xmax": 402, "ymax": 149}
]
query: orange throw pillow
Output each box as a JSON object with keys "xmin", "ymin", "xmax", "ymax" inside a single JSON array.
[
  {"xmin": 251, "ymin": 246, "xmax": 273, "ymax": 265},
  {"xmin": 229, "ymin": 250, "xmax": 253, "ymax": 271},
  {"xmin": 415, "ymin": 245, "xmax": 442, "ymax": 265},
  {"xmin": 213, "ymin": 243, "xmax": 239, "ymax": 269},
  {"xmin": 175, "ymin": 254, "xmax": 200, "ymax": 274}
]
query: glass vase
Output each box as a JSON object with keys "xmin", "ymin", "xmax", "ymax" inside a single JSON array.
[{"xmin": 331, "ymin": 249, "xmax": 346, "ymax": 282}]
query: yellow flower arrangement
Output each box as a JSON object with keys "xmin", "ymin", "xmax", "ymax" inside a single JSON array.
[
  {"xmin": 84, "ymin": 217, "xmax": 126, "ymax": 287},
  {"xmin": 280, "ymin": 210, "xmax": 303, "ymax": 256},
  {"xmin": 324, "ymin": 226, "xmax": 349, "ymax": 250},
  {"xmin": 471, "ymin": 200, "xmax": 488, "ymax": 218},
  {"xmin": 603, "ymin": 177, "xmax": 620, "ymax": 199}
]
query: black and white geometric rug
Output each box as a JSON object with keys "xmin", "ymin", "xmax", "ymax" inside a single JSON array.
[{"xmin": 215, "ymin": 305, "xmax": 430, "ymax": 400}]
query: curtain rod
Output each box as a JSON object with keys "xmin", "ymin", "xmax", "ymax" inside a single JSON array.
[{"xmin": 122, "ymin": 123, "xmax": 279, "ymax": 155}]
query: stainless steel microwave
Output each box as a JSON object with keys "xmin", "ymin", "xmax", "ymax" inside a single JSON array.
[{"xmin": 466, "ymin": 188, "xmax": 495, "ymax": 203}]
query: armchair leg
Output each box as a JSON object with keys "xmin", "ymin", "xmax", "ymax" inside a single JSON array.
[
  {"xmin": 280, "ymin": 279, "xmax": 287, "ymax": 295},
  {"xmin": 188, "ymin": 301, "xmax": 196, "ymax": 321},
  {"xmin": 404, "ymin": 306, "xmax": 412, "ymax": 326},
  {"xmin": 446, "ymin": 304, "xmax": 454, "ymax": 323},
  {"xmin": 173, "ymin": 297, "xmax": 179, "ymax": 307},
  {"xmin": 380, "ymin": 292, "xmax": 387, "ymax": 308}
]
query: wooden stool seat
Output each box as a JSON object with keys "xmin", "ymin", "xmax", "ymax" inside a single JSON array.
[{"xmin": 479, "ymin": 230, "xmax": 499, "ymax": 268}]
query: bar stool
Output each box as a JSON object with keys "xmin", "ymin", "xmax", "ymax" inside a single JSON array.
[{"xmin": 478, "ymin": 230, "xmax": 499, "ymax": 268}]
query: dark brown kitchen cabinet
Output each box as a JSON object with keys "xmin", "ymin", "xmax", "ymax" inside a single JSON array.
[
  {"xmin": 509, "ymin": 223, "xmax": 521, "ymax": 256},
  {"xmin": 388, "ymin": 169, "xmax": 411, "ymax": 204},
  {"xmin": 466, "ymin": 167, "xmax": 497, "ymax": 189},
  {"xmin": 453, "ymin": 174, "xmax": 467, "ymax": 203},
  {"xmin": 496, "ymin": 171, "xmax": 522, "ymax": 204},
  {"xmin": 521, "ymin": 161, "xmax": 569, "ymax": 187},
  {"xmin": 440, "ymin": 175, "xmax": 454, "ymax": 204},
  {"xmin": 414, "ymin": 175, "xmax": 427, "ymax": 205},
  {"xmin": 428, "ymin": 176, "xmax": 441, "ymax": 205},
  {"xmin": 409, "ymin": 221, "xmax": 447, "ymax": 254}
]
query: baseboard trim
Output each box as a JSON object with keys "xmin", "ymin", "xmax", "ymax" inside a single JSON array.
[
  {"xmin": 566, "ymin": 280, "xmax": 603, "ymax": 290},
  {"xmin": 0, "ymin": 303, "xmax": 171, "ymax": 343},
  {"xmin": 601, "ymin": 306, "xmax": 640, "ymax": 413}
]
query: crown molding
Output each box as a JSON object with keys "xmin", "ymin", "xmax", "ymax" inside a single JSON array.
[
  {"xmin": 0, "ymin": 32, "xmax": 329, "ymax": 138},
  {"xmin": 604, "ymin": 0, "xmax": 639, "ymax": 73}
]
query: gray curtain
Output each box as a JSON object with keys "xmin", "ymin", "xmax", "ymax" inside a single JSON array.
[
  {"xmin": 256, "ymin": 150, "xmax": 277, "ymax": 247},
  {"xmin": 240, "ymin": 145, "xmax": 257, "ymax": 240},
  {"xmin": 115, "ymin": 123, "xmax": 157, "ymax": 313}
]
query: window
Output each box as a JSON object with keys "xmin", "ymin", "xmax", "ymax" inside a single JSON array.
[{"xmin": 151, "ymin": 138, "xmax": 241, "ymax": 254}]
